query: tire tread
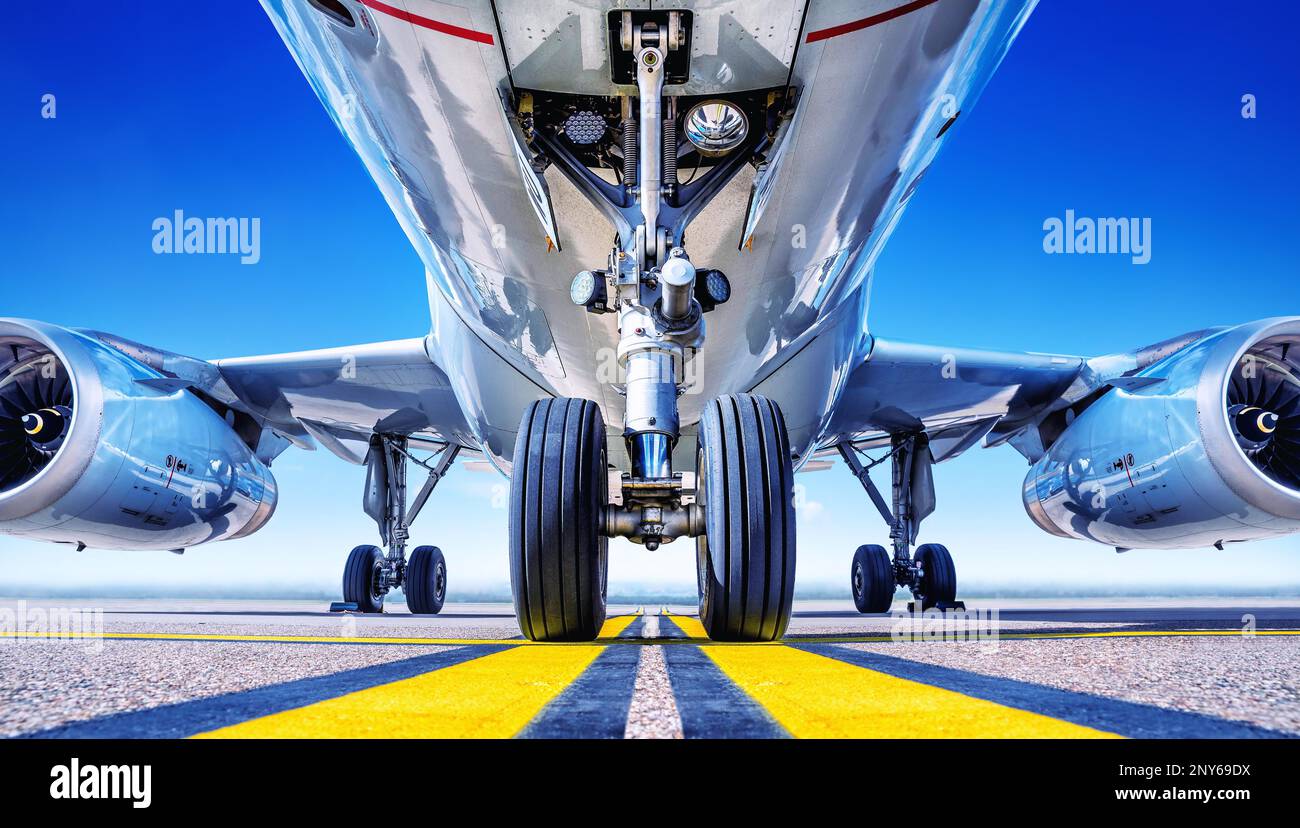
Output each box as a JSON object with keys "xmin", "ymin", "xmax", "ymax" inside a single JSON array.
[{"xmin": 697, "ymin": 393, "xmax": 795, "ymax": 641}]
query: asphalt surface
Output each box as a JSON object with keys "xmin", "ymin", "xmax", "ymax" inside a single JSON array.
[{"xmin": 1, "ymin": 598, "xmax": 1297, "ymax": 738}]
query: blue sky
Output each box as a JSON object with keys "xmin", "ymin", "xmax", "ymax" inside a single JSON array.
[{"xmin": 1, "ymin": 1, "xmax": 1297, "ymax": 598}]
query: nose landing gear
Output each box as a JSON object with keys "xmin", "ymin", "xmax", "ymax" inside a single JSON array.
[{"xmin": 505, "ymin": 14, "xmax": 791, "ymax": 641}]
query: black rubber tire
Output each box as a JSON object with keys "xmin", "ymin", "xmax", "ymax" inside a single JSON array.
[
  {"xmin": 695, "ymin": 393, "xmax": 796, "ymax": 641},
  {"xmin": 508, "ymin": 398, "xmax": 608, "ymax": 641},
  {"xmin": 405, "ymin": 545, "xmax": 446, "ymax": 615},
  {"xmin": 851, "ymin": 544, "xmax": 895, "ymax": 614},
  {"xmin": 915, "ymin": 543, "xmax": 957, "ymax": 610},
  {"xmin": 343, "ymin": 544, "xmax": 385, "ymax": 613}
]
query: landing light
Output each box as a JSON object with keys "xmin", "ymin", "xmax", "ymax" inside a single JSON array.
[
  {"xmin": 695, "ymin": 269, "xmax": 731, "ymax": 312},
  {"xmin": 570, "ymin": 270, "xmax": 610, "ymax": 314},
  {"xmin": 684, "ymin": 100, "xmax": 748, "ymax": 157},
  {"xmin": 563, "ymin": 111, "xmax": 606, "ymax": 145}
]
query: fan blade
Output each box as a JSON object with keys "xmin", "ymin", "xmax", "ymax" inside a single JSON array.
[
  {"xmin": 40, "ymin": 373, "xmax": 55, "ymax": 409},
  {"xmin": 0, "ymin": 393, "xmax": 24, "ymax": 419},
  {"xmin": 23, "ymin": 442, "xmax": 46, "ymax": 470},
  {"xmin": 1259, "ymin": 372, "xmax": 1290, "ymax": 412},
  {"xmin": 1229, "ymin": 369, "xmax": 1250, "ymax": 404},
  {"xmin": 0, "ymin": 453, "xmax": 34, "ymax": 488},
  {"xmin": 0, "ymin": 470, "xmax": 26, "ymax": 490},
  {"xmin": 1250, "ymin": 370, "xmax": 1275, "ymax": 409},
  {"xmin": 1267, "ymin": 454, "xmax": 1300, "ymax": 488},
  {"xmin": 10, "ymin": 373, "xmax": 38, "ymax": 412}
]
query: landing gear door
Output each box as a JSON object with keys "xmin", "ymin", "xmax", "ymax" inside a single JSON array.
[
  {"xmin": 362, "ymin": 442, "xmax": 387, "ymax": 532},
  {"xmin": 501, "ymin": 93, "xmax": 563, "ymax": 252},
  {"xmin": 910, "ymin": 444, "xmax": 937, "ymax": 541},
  {"xmin": 739, "ymin": 104, "xmax": 797, "ymax": 249}
]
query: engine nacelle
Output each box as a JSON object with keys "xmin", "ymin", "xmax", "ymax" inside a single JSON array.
[
  {"xmin": 0, "ymin": 319, "xmax": 277, "ymax": 551},
  {"xmin": 1023, "ymin": 318, "xmax": 1300, "ymax": 549}
]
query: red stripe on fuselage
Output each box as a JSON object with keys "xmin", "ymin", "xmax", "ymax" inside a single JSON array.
[
  {"xmin": 805, "ymin": 0, "xmax": 942, "ymax": 43},
  {"xmin": 357, "ymin": 0, "xmax": 495, "ymax": 45}
]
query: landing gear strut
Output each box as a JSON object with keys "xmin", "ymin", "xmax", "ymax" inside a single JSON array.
[
  {"xmin": 333, "ymin": 435, "xmax": 459, "ymax": 614},
  {"xmin": 838, "ymin": 436, "xmax": 964, "ymax": 613}
]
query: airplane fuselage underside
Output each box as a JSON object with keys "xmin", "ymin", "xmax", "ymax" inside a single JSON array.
[{"xmin": 261, "ymin": 0, "xmax": 1036, "ymax": 468}]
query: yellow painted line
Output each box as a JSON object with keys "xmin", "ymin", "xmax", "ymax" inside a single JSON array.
[
  {"xmin": 663, "ymin": 614, "xmax": 709, "ymax": 640},
  {"xmin": 596, "ymin": 614, "xmax": 640, "ymax": 639},
  {"xmin": 196, "ymin": 615, "xmax": 640, "ymax": 739},
  {"xmin": 701, "ymin": 644, "xmax": 1120, "ymax": 738}
]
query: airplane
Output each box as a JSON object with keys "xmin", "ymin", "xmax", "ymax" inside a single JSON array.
[{"xmin": 1, "ymin": 0, "xmax": 1297, "ymax": 642}]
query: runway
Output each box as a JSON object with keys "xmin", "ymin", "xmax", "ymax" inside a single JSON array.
[{"xmin": 2, "ymin": 599, "xmax": 1297, "ymax": 739}]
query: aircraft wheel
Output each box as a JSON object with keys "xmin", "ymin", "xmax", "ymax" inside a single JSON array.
[
  {"xmin": 851, "ymin": 543, "xmax": 895, "ymax": 613},
  {"xmin": 405, "ymin": 545, "xmax": 446, "ymax": 615},
  {"xmin": 696, "ymin": 393, "xmax": 796, "ymax": 641},
  {"xmin": 509, "ymin": 398, "xmax": 608, "ymax": 641},
  {"xmin": 915, "ymin": 543, "xmax": 957, "ymax": 610},
  {"xmin": 343, "ymin": 544, "xmax": 385, "ymax": 613}
]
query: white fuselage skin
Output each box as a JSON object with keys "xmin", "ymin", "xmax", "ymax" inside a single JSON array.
[{"xmin": 259, "ymin": 0, "xmax": 1038, "ymax": 471}]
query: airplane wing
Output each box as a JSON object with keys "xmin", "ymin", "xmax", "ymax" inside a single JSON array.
[
  {"xmin": 821, "ymin": 329, "xmax": 1217, "ymax": 465},
  {"xmin": 88, "ymin": 331, "xmax": 474, "ymax": 465},
  {"xmin": 214, "ymin": 338, "xmax": 474, "ymax": 464}
]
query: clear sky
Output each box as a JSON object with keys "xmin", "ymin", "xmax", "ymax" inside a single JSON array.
[{"xmin": 1, "ymin": 1, "xmax": 1297, "ymax": 599}]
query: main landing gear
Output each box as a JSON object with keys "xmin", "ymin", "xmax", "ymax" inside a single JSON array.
[
  {"xmin": 334, "ymin": 435, "xmax": 459, "ymax": 615},
  {"xmin": 838, "ymin": 435, "xmax": 964, "ymax": 613}
]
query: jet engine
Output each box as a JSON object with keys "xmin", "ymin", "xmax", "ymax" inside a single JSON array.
[
  {"xmin": 1023, "ymin": 317, "xmax": 1300, "ymax": 549},
  {"xmin": 0, "ymin": 319, "xmax": 277, "ymax": 551}
]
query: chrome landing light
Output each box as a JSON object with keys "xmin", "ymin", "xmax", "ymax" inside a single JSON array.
[{"xmin": 683, "ymin": 100, "xmax": 748, "ymax": 157}]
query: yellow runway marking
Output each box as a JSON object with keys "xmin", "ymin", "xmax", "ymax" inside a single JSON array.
[
  {"xmin": 195, "ymin": 615, "xmax": 639, "ymax": 739},
  {"xmin": 597, "ymin": 615, "xmax": 640, "ymax": 638},
  {"xmin": 701, "ymin": 644, "xmax": 1120, "ymax": 738},
  {"xmin": 664, "ymin": 614, "xmax": 709, "ymax": 639}
]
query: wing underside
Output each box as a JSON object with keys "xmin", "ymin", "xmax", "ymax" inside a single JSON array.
[
  {"xmin": 213, "ymin": 337, "xmax": 475, "ymax": 464},
  {"xmin": 819, "ymin": 329, "xmax": 1215, "ymax": 467}
]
